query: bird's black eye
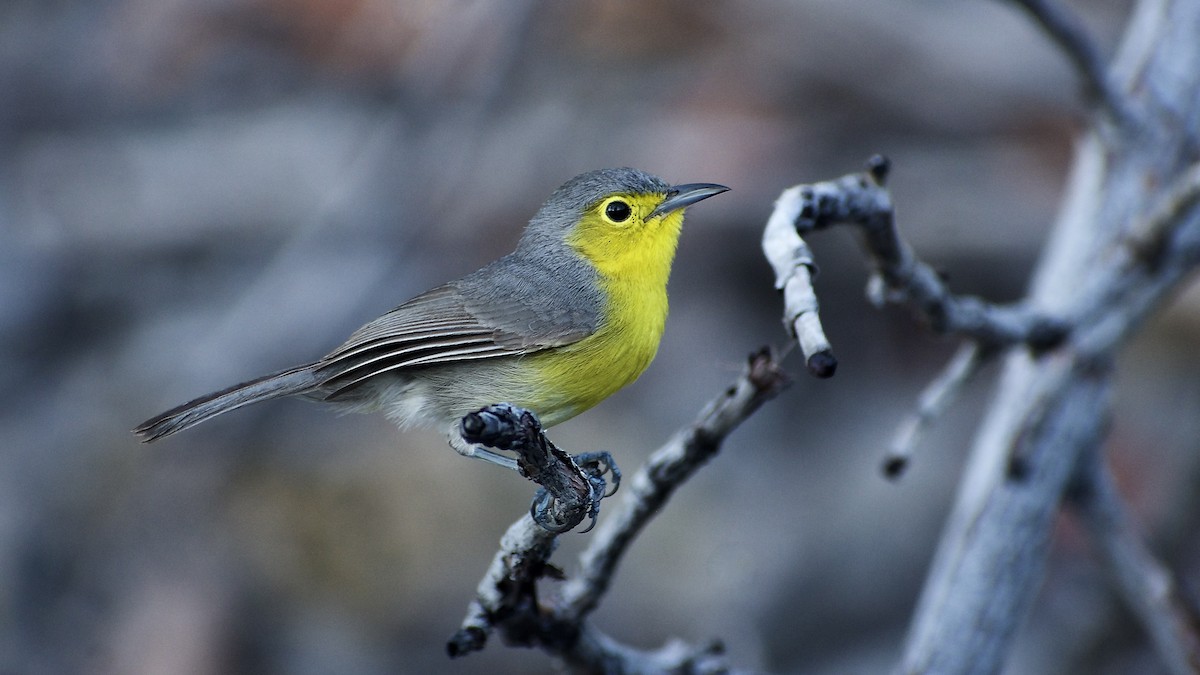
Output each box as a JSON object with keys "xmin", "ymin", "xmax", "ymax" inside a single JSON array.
[{"xmin": 605, "ymin": 200, "xmax": 632, "ymax": 223}]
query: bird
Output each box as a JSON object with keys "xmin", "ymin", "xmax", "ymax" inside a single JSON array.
[{"xmin": 134, "ymin": 168, "xmax": 728, "ymax": 471}]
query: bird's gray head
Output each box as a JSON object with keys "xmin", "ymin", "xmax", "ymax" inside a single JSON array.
[{"xmin": 518, "ymin": 168, "xmax": 671, "ymax": 247}]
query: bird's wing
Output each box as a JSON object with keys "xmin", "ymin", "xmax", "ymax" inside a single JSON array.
[{"xmin": 314, "ymin": 281, "xmax": 594, "ymax": 399}]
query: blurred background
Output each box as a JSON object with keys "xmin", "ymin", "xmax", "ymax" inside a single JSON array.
[{"xmin": 6, "ymin": 0, "xmax": 1199, "ymax": 673}]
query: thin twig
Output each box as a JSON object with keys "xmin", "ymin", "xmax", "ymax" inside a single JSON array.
[
  {"xmin": 1125, "ymin": 162, "xmax": 1200, "ymax": 265},
  {"xmin": 785, "ymin": 156, "xmax": 1067, "ymax": 352},
  {"xmin": 562, "ymin": 626, "xmax": 733, "ymax": 675},
  {"xmin": 1071, "ymin": 448, "xmax": 1200, "ymax": 675},
  {"xmin": 771, "ymin": 157, "xmax": 1067, "ymax": 476},
  {"xmin": 1006, "ymin": 0, "xmax": 1136, "ymax": 127},
  {"xmin": 884, "ymin": 342, "xmax": 986, "ymax": 479},
  {"xmin": 762, "ymin": 187, "xmax": 837, "ymax": 377}
]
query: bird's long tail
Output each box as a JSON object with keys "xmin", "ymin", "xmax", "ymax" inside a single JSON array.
[{"xmin": 133, "ymin": 364, "xmax": 320, "ymax": 442}]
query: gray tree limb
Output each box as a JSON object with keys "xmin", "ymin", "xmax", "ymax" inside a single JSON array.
[
  {"xmin": 886, "ymin": 343, "xmax": 985, "ymax": 478},
  {"xmin": 759, "ymin": 1, "xmax": 1200, "ymax": 671},
  {"xmin": 1071, "ymin": 448, "xmax": 1200, "ymax": 675},
  {"xmin": 897, "ymin": 0, "xmax": 1200, "ymax": 672},
  {"xmin": 449, "ymin": 349, "xmax": 788, "ymax": 673},
  {"xmin": 1007, "ymin": 0, "xmax": 1138, "ymax": 127}
]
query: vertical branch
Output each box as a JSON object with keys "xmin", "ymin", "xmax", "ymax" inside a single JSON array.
[
  {"xmin": 900, "ymin": 358, "xmax": 1111, "ymax": 674},
  {"xmin": 900, "ymin": 0, "xmax": 1200, "ymax": 672}
]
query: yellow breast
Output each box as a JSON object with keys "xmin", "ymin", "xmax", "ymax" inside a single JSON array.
[{"xmin": 526, "ymin": 197, "xmax": 684, "ymax": 426}]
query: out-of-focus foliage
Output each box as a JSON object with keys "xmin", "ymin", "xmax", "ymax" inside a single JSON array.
[{"xmin": 8, "ymin": 1, "xmax": 1195, "ymax": 674}]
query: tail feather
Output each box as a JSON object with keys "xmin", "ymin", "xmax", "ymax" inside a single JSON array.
[{"xmin": 134, "ymin": 364, "xmax": 320, "ymax": 442}]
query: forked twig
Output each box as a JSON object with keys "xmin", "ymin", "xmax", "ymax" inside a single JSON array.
[{"xmin": 449, "ymin": 349, "xmax": 788, "ymax": 670}]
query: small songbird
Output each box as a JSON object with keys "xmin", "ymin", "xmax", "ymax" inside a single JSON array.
[{"xmin": 135, "ymin": 168, "xmax": 727, "ymax": 470}]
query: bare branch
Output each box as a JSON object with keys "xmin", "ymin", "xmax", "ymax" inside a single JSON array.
[
  {"xmin": 769, "ymin": 156, "xmax": 1067, "ymax": 477},
  {"xmin": 1071, "ymin": 449, "xmax": 1200, "ymax": 675},
  {"xmin": 783, "ymin": 156, "xmax": 1067, "ymax": 352},
  {"xmin": 901, "ymin": 356, "xmax": 1112, "ymax": 674},
  {"xmin": 884, "ymin": 342, "xmax": 986, "ymax": 479},
  {"xmin": 762, "ymin": 187, "xmax": 836, "ymax": 377},
  {"xmin": 447, "ymin": 515, "xmax": 558, "ymax": 658},
  {"xmin": 562, "ymin": 627, "xmax": 732, "ymax": 675},
  {"xmin": 558, "ymin": 348, "xmax": 789, "ymax": 622},
  {"xmin": 899, "ymin": 1, "xmax": 1200, "ymax": 670},
  {"xmin": 449, "ymin": 349, "xmax": 789, "ymax": 668},
  {"xmin": 1125, "ymin": 162, "xmax": 1200, "ymax": 265},
  {"xmin": 1065, "ymin": 163, "xmax": 1200, "ymax": 361},
  {"xmin": 1006, "ymin": 0, "xmax": 1137, "ymax": 127}
]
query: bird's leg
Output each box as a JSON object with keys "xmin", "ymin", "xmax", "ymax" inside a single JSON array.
[
  {"xmin": 448, "ymin": 432, "xmax": 520, "ymax": 471},
  {"xmin": 457, "ymin": 404, "xmax": 620, "ymax": 532}
]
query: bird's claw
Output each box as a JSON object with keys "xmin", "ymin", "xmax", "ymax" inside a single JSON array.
[
  {"xmin": 528, "ymin": 451, "xmax": 621, "ymax": 534},
  {"xmin": 572, "ymin": 451, "xmax": 621, "ymax": 498}
]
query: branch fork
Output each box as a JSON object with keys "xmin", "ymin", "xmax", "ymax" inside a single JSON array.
[{"xmin": 448, "ymin": 350, "xmax": 788, "ymax": 672}]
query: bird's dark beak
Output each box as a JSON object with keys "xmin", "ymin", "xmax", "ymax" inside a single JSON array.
[{"xmin": 648, "ymin": 183, "xmax": 729, "ymax": 219}]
